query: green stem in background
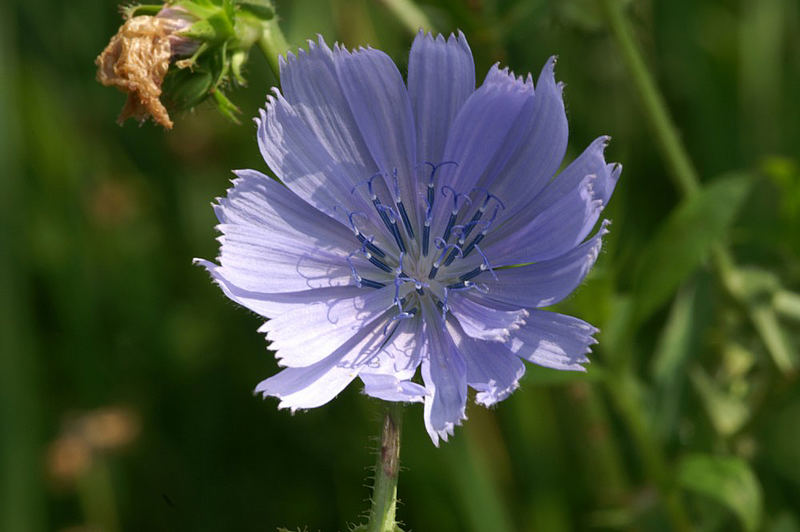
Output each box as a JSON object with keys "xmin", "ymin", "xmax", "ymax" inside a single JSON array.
[
  {"xmin": 0, "ymin": 8, "xmax": 45, "ymax": 532},
  {"xmin": 606, "ymin": 372, "xmax": 692, "ymax": 532},
  {"xmin": 377, "ymin": 0, "xmax": 435, "ymax": 34},
  {"xmin": 598, "ymin": 0, "xmax": 699, "ymax": 198},
  {"xmin": 599, "ymin": 0, "xmax": 795, "ymax": 526},
  {"xmin": 257, "ymin": 16, "xmax": 290, "ymax": 81},
  {"xmin": 599, "ymin": 0, "xmax": 796, "ymax": 372},
  {"xmin": 367, "ymin": 402, "xmax": 404, "ymax": 532}
]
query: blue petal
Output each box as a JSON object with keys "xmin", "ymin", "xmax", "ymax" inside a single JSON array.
[
  {"xmin": 484, "ymin": 174, "xmax": 604, "ymax": 265},
  {"xmin": 207, "ymin": 169, "xmax": 364, "ymax": 294},
  {"xmin": 255, "ymin": 316, "xmax": 396, "ymax": 411},
  {"xmin": 480, "ymin": 57, "xmax": 568, "ymax": 213},
  {"xmin": 196, "ymin": 262, "xmax": 395, "ymax": 368},
  {"xmin": 280, "ymin": 38, "xmax": 377, "ymax": 184},
  {"xmin": 492, "ymin": 136, "xmax": 620, "ymax": 246},
  {"xmin": 256, "ymin": 93, "xmax": 388, "ymax": 240},
  {"xmin": 260, "ymin": 286, "xmax": 396, "ymax": 367},
  {"xmin": 333, "ymin": 45, "xmax": 420, "ymax": 227},
  {"xmin": 360, "ymin": 373, "xmax": 427, "ymax": 403},
  {"xmin": 447, "ymin": 317, "xmax": 526, "ymax": 407},
  {"xmin": 509, "ymin": 310, "xmax": 598, "ymax": 371},
  {"xmin": 278, "ymin": 38, "xmax": 395, "ymax": 231},
  {"xmin": 479, "ymin": 221, "xmax": 609, "ymax": 308},
  {"xmin": 447, "ymin": 292, "xmax": 528, "ymax": 342},
  {"xmin": 420, "ymin": 298, "xmax": 467, "ymax": 446},
  {"xmin": 534, "ymin": 136, "xmax": 621, "ymax": 209},
  {"xmin": 433, "ymin": 65, "xmax": 533, "ymax": 203},
  {"xmin": 408, "ymin": 31, "xmax": 475, "ymax": 166},
  {"xmin": 378, "ymin": 313, "xmax": 425, "ymax": 375},
  {"xmin": 196, "ymin": 260, "xmax": 363, "ymax": 317}
]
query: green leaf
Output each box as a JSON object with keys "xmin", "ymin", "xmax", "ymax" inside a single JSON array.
[
  {"xmin": 689, "ymin": 365, "xmax": 751, "ymax": 436},
  {"xmin": 632, "ymin": 173, "xmax": 752, "ymax": 322},
  {"xmin": 649, "ymin": 283, "xmax": 699, "ymax": 439},
  {"xmin": 677, "ymin": 454, "xmax": 763, "ymax": 532}
]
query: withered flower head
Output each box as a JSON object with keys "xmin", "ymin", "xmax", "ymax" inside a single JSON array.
[
  {"xmin": 96, "ymin": 1, "xmax": 277, "ymax": 128},
  {"xmin": 96, "ymin": 14, "xmax": 183, "ymax": 128}
]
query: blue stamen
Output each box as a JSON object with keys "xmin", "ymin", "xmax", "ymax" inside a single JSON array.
[
  {"xmin": 474, "ymin": 244, "xmax": 498, "ymax": 280},
  {"xmin": 458, "ymin": 210, "xmax": 484, "ymax": 242},
  {"xmin": 442, "ymin": 212, "xmax": 458, "ymax": 242},
  {"xmin": 360, "ymin": 278, "xmax": 386, "ymax": 289},
  {"xmin": 367, "ymin": 254, "xmax": 393, "ymax": 273},
  {"xmin": 462, "ymin": 207, "xmax": 498, "ymax": 258},
  {"xmin": 440, "ymin": 186, "xmax": 472, "ymax": 242},
  {"xmin": 461, "ymin": 232, "xmax": 485, "ymax": 258},
  {"xmin": 345, "ymin": 211, "xmax": 387, "ymax": 259},
  {"xmin": 357, "ymin": 234, "xmax": 387, "ymax": 258},
  {"xmin": 471, "ymin": 187, "xmax": 507, "ymax": 211},
  {"xmin": 396, "ymin": 200, "xmax": 415, "ymax": 239},
  {"xmin": 422, "ymin": 220, "xmax": 431, "ymax": 257},
  {"xmin": 459, "ymin": 265, "xmax": 486, "ymax": 282},
  {"xmin": 351, "ymin": 172, "xmax": 382, "ymax": 197},
  {"xmin": 375, "ymin": 202, "xmax": 407, "ymax": 254},
  {"xmin": 429, "ymin": 241, "xmax": 462, "ymax": 279}
]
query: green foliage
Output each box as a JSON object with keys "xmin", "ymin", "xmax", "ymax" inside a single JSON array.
[
  {"xmin": 678, "ymin": 454, "xmax": 763, "ymax": 532},
  {"xmin": 632, "ymin": 173, "xmax": 752, "ymax": 322}
]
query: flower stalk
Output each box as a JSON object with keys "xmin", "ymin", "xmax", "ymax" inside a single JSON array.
[
  {"xmin": 367, "ymin": 402, "xmax": 404, "ymax": 532},
  {"xmin": 256, "ymin": 16, "xmax": 290, "ymax": 80}
]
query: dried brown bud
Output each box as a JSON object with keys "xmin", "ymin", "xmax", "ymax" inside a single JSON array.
[{"xmin": 96, "ymin": 16, "xmax": 175, "ymax": 128}]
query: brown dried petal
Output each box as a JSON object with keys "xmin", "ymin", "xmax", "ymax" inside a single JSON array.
[{"xmin": 96, "ymin": 16, "xmax": 174, "ymax": 129}]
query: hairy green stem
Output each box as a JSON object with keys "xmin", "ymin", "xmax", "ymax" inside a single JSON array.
[
  {"xmin": 257, "ymin": 16, "xmax": 290, "ymax": 81},
  {"xmin": 367, "ymin": 402, "xmax": 404, "ymax": 532}
]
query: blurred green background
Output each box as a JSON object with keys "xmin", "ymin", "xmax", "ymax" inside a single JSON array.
[{"xmin": 2, "ymin": 0, "xmax": 799, "ymax": 530}]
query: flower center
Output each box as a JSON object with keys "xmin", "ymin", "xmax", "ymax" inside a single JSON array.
[{"xmin": 341, "ymin": 163, "xmax": 505, "ymax": 326}]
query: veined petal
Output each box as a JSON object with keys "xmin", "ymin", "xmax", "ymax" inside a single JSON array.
[
  {"xmin": 278, "ymin": 37, "xmax": 399, "ymax": 233},
  {"xmin": 420, "ymin": 298, "xmax": 467, "ymax": 446},
  {"xmin": 261, "ymin": 286, "xmax": 396, "ymax": 367},
  {"xmin": 479, "ymin": 57, "xmax": 568, "ymax": 211},
  {"xmin": 447, "ymin": 292, "xmax": 529, "ymax": 342},
  {"xmin": 215, "ymin": 169, "xmax": 354, "ymax": 246},
  {"xmin": 485, "ymin": 174, "xmax": 604, "ymax": 265},
  {"xmin": 535, "ymin": 136, "xmax": 621, "ymax": 208},
  {"xmin": 379, "ymin": 312, "xmax": 425, "ymax": 375},
  {"xmin": 255, "ymin": 313, "xmax": 396, "ymax": 410},
  {"xmin": 359, "ymin": 373, "xmax": 427, "ymax": 403},
  {"xmin": 408, "ymin": 30, "xmax": 475, "ymax": 166},
  {"xmin": 492, "ymin": 136, "xmax": 620, "ymax": 245},
  {"xmin": 279, "ymin": 38, "xmax": 377, "ymax": 186},
  {"xmin": 215, "ymin": 223, "xmax": 354, "ymax": 293},
  {"xmin": 333, "ymin": 45, "xmax": 419, "ymax": 228},
  {"xmin": 480, "ymin": 221, "xmax": 609, "ymax": 308},
  {"xmin": 196, "ymin": 260, "xmax": 366, "ymax": 317},
  {"xmin": 434, "ymin": 65, "xmax": 533, "ymax": 199},
  {"xmin": 509, "ymin": 310, "xmax": 598, "ymax": 371},
  {"xmin": 446, "ymin": 317, "xmax": 526, "ymax": 407},
  {"xmin": 255, "ymin": 92, "xmax": 388, "ymax": 239}
]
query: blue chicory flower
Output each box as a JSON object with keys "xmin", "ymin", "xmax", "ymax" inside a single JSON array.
[{"xmin": 196, "ymin": 31, "xmax": 621, "ymax": 445}]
